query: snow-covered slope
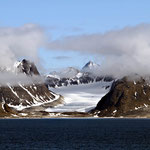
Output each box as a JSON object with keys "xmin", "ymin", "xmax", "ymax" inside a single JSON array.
[{"xmin": 46, "ymin": 81, "xmax": 112, "ymax": 113}]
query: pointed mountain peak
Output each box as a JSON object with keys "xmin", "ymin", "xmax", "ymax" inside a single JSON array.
[
  {"xmin": 15, "ymin": 59, "xmax": 40, "ymax": 76},
  {"xmin": 82, "ymin": 61, "xmax": 100, "ymax": 71},
  {"xmin": 86, "ymin": 61, "xmax": 94, "ymax": 66}
]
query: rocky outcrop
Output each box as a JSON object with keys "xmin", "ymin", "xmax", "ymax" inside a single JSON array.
[
  {"xmin": 17, "ymin": 59, "xmax": 40, "ymax": 76},
  {"xmin": 93, "ymin": 77, "xmax": 150, "ymax": 117}
]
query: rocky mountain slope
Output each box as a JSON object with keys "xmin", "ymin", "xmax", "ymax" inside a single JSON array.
[
  {"xmin": 0, "ymin": 59, "xmax": 63, "ymax": 118},
  {"xmin": 46, "ymin": 61, "xmax": 113, "ymax": 88},
  {"xmin": 93, "ymin": 76, "xmax": 150, "ymax": 117}
]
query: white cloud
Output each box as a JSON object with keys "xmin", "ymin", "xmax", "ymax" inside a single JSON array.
[
  {"xmin": 53, "ymin": 56, "xmax": 71, "ymax": 60},
  {"xmin": 0, "ymin": 23, "xmax": 45, "ymax": 68},
  {"xmin": 48, "ymin": 24, "xmax": 150, "ymax": 78},
  {"xmin": 1, "ymin": 23, "xmax": 150, "ymax": 79},
  {"xmin": 0, "ymin": 72, "xmax": 44, "ymax": 86}
]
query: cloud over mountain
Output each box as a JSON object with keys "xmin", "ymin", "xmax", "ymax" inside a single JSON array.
[
  {"xmin": 0, "ymin": 24, "xmax": 45, "ymax": 68},
  {"xmin": 1, "ymin": 23, "xmax": 150, "ymax": 79},
  {"xmin": 48, "ymin": 24, "xmax": 150, "ymax": 78}
]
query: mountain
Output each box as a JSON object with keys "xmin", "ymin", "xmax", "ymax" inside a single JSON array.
[
  {"xmin": 82, "ymin": 61, "xmax": 101, "ymax": 74},
  {"xmin": 46, "ymin": 61, "xmax": 114, "ymax": 88},
  {"xmin": 92, "ymin": 76, "xmax": 150, "ymax": 118},
  {"xmin": 49, "ymin": 67, "xmax": 80, "ymax": 79},
  {"xmin": 16, "ymin": 59, "xmax": 40, "ymax": 76},
  {"xmin": 0, "ymin": 59, "xmax": 63, "ymax": 118}
]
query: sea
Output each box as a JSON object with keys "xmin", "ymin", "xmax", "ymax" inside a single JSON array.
[{"xmin": 0, "ymin": 118, "xmax": 150, "ymax": 150}]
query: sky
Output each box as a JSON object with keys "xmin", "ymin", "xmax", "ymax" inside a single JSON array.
[{"xmin": 1, "ymin": 0, "xmax": 150, "ymax": 75}]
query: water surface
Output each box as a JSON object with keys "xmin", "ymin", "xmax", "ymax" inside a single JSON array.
[{"xmin": 0, "ymin": 118, "xmax": 150, "ymax": 150}]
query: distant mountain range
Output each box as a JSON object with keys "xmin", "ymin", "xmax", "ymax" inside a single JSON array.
[{"xmin": 46, "ymin": 61, "xmax": 114, "ymax": 88}]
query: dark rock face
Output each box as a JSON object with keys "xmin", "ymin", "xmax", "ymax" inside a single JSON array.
[
  {"xmin": 94, "ymin": 77, "xmax": 150, "ymax": 117},
  {"xmin": 17, "ymin": 59, "xmax": 40, "ymax": 76},
  {"xmin": 0, "ymin": 103, "xmax": 17, "ymax": 117}
]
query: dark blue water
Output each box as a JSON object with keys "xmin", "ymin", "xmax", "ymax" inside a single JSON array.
[{"xmin": 0, "ymin": 119, "xmax": 150, "ymax": 150}]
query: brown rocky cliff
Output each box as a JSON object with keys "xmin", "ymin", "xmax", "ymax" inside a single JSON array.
[{"xmin": 94, "ymin": 77, "xmax": 150, "ymax": 117}]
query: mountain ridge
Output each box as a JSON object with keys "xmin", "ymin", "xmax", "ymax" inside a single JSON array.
[{"xmin": 46, "ymin": 61, "xmax": 113, "ymax": 88}]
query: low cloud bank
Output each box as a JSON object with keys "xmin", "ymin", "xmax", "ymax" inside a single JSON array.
[
  {"xmin": 48, "ymin": 24, "xmax": 150, "ymax": 78},
  {"xmin": 1, "ymin": 23, "xmax": 150, "ymax": 82},
  {"xmin": 0, "ymin": 72, "xmax": 44, "ymax": 86}
]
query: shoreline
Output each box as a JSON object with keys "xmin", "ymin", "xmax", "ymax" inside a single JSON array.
[{"xmin": 1, "ymin": 116, "xmax": 150, "ymax": 119}]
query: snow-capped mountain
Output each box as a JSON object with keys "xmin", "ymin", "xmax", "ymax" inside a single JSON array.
[
  {"xmin": 46, "ymin": 61, "xmax": 114, "ymax": 88},
  {"xmin": 82, "ymin": 61, "xmax": 101, "ymax": 75},
  {"xmin": 0, "ymin": 59, "xmax": 63, "ymax": 118},
  {"xmin": 15, "ymin": 59, "xmax": 40, "ymax": 76}
]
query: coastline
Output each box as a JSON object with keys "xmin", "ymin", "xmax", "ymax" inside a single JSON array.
[{"xmin": 1, "ymin": 115, "xmax": 150, "ymax": 119}]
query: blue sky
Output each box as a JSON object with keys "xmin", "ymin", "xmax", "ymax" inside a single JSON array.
[{"xmin": 1, "ymin": 0, "xmax": 150, "ymax": 71}]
